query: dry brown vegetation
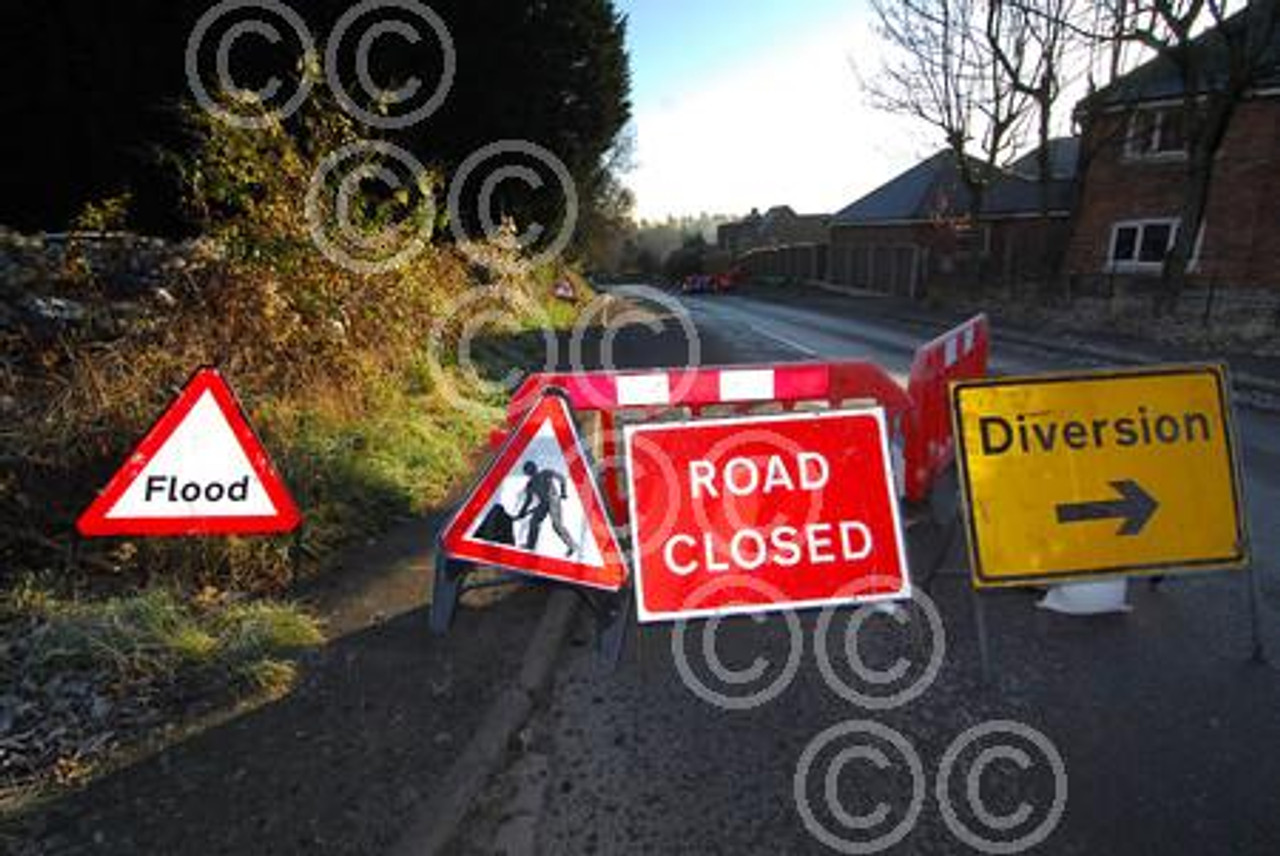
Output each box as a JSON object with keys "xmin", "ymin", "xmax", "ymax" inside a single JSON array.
[{"xmin": 0, "ymin": 99, "xmax": 587, "ymax": 805}]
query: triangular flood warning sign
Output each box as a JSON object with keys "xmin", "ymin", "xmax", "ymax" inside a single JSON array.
[
  {"xmin": 441, "ymin": 394, "xmax": 627, "ymax": 591},
  {"xmin": 77, "ymin": 368, "xmax": 302, "ymax": 537}
]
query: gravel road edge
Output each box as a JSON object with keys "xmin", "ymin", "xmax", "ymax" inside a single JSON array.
[{"xmin": 387, "ymin": 588, "xmax": 579, "ymax": 856}]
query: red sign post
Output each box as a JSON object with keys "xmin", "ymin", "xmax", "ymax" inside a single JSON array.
[{"xmin": 624, "ymin": 409, "xmax": 910, "ymax": 622}]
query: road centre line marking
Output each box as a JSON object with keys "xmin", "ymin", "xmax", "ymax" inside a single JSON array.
[{"xmin": 749, "ymin": 323, "xmax": 820, "ymax": 357}]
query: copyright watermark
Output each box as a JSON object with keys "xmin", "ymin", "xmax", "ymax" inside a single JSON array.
[
  {"xmin": 325, "ymin": 0, "xmax": 456, "ymax": 130},
  {"xmin": 188, "ymin": 1, "xmax": 584, "ymax": 277},
  {"xmin": 567, "ymin": 284, "xmax": 703, "ymax": 378},
  {"xmin": 670, "ymin": 576, "xmax": 804, "ymax": 711},
  {"xmin": 185, "ymin": 0, "xmax": 318, "ymax": 129},
  {"xmin": 936, "ymin": 720, "xmax": 1069, "ymax": 854},
  {"xmin": 794, "ymin": 719, "xmax": 1069, "ymax": 854},
  {"xmin": 304, "ymin": 140, "xmax": 436, "ymax": 274},
  {"xmin": 793, "ymin": 720, "xmax": 927, "ymax": 854},
  {"xmin": 187, "ymin": 0, "xmax": 454, "ymax": 130},
  {"xmin": 447, "ymin": 140, "xmax": 580, "ymax": 276},
  {"xmin": 814, "ymin": 579, "xmax": 946, "ymax": 711},
  {"xmin": 423, "ymin": 284, "xmax": 559, "ymax": 420}
]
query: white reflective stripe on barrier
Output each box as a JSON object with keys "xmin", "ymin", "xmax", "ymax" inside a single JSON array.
[
  {"xmin": 570, "ymin": 364, "xmax": 836, "ymax": 410},
  {"xmin": 719, "ymin": 369, "xmax": 775, "ymax": 402},
  {"xmin": 616, "ymin": 373, "xmax": 671, "ymax": 407}
]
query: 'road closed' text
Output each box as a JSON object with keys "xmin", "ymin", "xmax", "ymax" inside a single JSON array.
[
  {"xmin": 661, "ymin": 452, "xmax": 873, "ymax": 576},
  {"xmin": 625, "ymin": 409, "xmax": 908, "ymax": 621}
]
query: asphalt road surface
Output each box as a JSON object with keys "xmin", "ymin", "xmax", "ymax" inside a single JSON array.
[{"xmin": 456, "ymin": 284, "xmax": 1280, "ymax": 855}]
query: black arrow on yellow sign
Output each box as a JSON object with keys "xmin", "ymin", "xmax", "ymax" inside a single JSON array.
[{"xmin": 1055, "ymin": 480, "xmax": 1159, "ymax": 536}]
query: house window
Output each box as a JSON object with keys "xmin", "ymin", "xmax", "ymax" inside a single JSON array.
[
  {"xmin": 1107, "ymin": 218, "xmax": 1181, "ymax": 271},
  {"xmin": 1126, "ymin": 108, "xmax": 1187, "ymax": 158}
]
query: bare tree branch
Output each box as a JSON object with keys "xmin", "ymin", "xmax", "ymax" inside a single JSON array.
[{"xmin": 866, "ymin": 0, "xmax": 1034, "ymax": 217}]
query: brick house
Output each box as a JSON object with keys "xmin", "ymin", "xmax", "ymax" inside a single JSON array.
[
  {"xmin": 1064, "ymin": 17, "xmax": 1280, "ymax": 291},
  {"xmin": 826, "ymin": 141, "xmax": 1077, "ymax": 297},
  {"xmin": 716, "ymin": 205, "xmax": 831, "ymax": 252},
  {"xmin": 716, "ymin": 212, "xmax": 762, "ymax": 256},
  {"xmin": 718, "ymin": 206, "xmax": 832, "ymax": 279}
]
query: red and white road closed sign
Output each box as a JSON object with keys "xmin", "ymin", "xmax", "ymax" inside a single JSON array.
[{"xmin": 624, "ymin": 409, "xmax": 910, "ymax": 622}]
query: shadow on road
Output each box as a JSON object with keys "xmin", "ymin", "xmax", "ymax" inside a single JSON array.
[{"xmin": 14, "ymin": 590, "xmax": 546, "ymax": 856}]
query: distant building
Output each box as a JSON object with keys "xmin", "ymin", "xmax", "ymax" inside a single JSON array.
[
  {"xmin": 717, "ymin": 206, "xmax": 831, "ymax": 255},
  {"xmin": 716, "ymin": 210, "xmax": 762, "ymax": 256},
  {"xmin": 1064, "ymin": 12, "xmax": 1280, "ymax": 291},
  {"xmin": 719, "ymin": 205, "xmax": 833, "ymax": 282},
  {"xmin": 827, "ymin": 140, "xmax": 1078, "ymax": 297}
]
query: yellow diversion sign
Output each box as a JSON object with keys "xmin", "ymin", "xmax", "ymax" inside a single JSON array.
[{"xmin": 950, "ymin": 365, "xmax": 1248, "ymax": 588}]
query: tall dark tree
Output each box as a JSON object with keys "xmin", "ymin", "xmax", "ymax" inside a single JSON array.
[
  {"xmin": 411, "ymin": 0, "xmax": 632, "ymax": 249},
  {"xmin": 0, "ymin": 0, "xmax": 631, "ymax": 244},
  {"xmin": 0, "ymin": 1, "xmax": 216, "ymax": 232}
]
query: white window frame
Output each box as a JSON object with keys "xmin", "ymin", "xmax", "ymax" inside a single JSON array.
[
  {"xmin": 1124, "ymin": 107, "xmax": 1188, "ymax": 161},
  {"xmin": 1105, "ymin": 217, "xmax": 1204, "ymax": 273},
  {"xmin": 1190, "ymin": 220, "xmax": 1205, "ymax": 273},
  {"xmin": 1107, "ymin": 218, "xmax": 1178, "ymax": 272}
]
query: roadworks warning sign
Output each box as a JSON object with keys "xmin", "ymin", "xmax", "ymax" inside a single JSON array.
[{"xmin": 441, "ymin": 393, "xmax": 627, "ymax": 591}]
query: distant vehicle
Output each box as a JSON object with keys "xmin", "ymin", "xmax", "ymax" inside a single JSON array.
[
  {"xmin": 680, "ymin": 274, "xmax": 709, "ymax": 294},
  {"xmin": 681, "ymin": 273, "xmax": 735, "ymax": 295}
]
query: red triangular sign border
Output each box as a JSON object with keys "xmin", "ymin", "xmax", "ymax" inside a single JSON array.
[
  {"xmin": 76, "ymin": 367, "xmax": 302, "ymax": 537},
  {"xmin": 441, "ymin": 393, "xmax": 628, "ymax": 591}
]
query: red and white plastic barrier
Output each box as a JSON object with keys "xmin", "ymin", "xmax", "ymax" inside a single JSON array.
[
  {"xmin": 905, "ymin": 314, "xmax": 990, "ymax": 501},
  {"xmin": 506, "ymin": 363, "xmax": 890, "ymax": 414},
  {"xmin": 493, "ymin": 315, "xmax": 989, "ymax": 521}
]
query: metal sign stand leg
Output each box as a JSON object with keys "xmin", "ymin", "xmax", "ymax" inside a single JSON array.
[
  {"xmin": 971, "ymin": 588, "xmax": 994, "ymax": 686},
  {"xmin": 430, "ymin": 543, "xmax": 633, "ymax": 672},
  {"xmin": 64, "ymin": 531, "xmax": 80, "ymax": 576},
  {"xmin": 430, "ymin": 552, "xmax": 467, "ymax": 635},
  {"xmin": 290, "ymin": 526, "xmax": 306, "ymax": 581},
  {"xmin": 596, "ymin": 585, "xmax": 631, "ymax": 671},
  {"xmin": 564, "ymin": 586, "xmax": 630, "ymax": 672},
  {"xmin": 1246, "ymin": 562, "xmax": 1267, "ymax": 664}
]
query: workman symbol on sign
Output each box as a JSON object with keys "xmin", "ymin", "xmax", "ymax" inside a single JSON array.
[{"xmin": 516, "ymin": 460, "xmax": 578, "ymax": 557}]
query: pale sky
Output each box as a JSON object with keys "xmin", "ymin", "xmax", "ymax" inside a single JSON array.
[{"xmin": 617, "ymin": 0, "xmax": 934, "ymax": 221}]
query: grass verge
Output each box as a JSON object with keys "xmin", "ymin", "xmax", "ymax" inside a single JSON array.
[{"xmin": 0, "ymin": 583, "xmax": 322, "ymax": 811}]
